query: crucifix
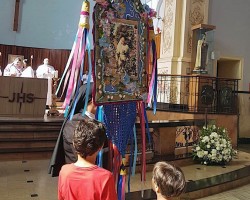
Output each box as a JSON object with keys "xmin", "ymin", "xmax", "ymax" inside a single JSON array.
[{"xmin": 13, "ymin": 0, "xmax": 20, "ymax": 31}]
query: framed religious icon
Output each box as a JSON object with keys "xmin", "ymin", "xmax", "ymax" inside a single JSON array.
[
  {"xmin": 94, "ymin": 1, "xmax": 148, "ymax": 105},
  {"xmin": 8, "ymin": 54, "xmax": 24, "ymax": 64}
]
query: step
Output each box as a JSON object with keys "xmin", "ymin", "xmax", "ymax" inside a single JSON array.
[
  {"xmin": 0, "ymin": 132, "xmax": 59, "ymax": 140},
  {"xmin": 125, "ymin": 151, "xmax": 250, "ymax": 199},
  {"xmin": 0, "ymin": 147, "xmax": 54, "ymax": 153},
  {"xmin": 0, "ymin": 141, "xmax": 56, "ymax": 149}
]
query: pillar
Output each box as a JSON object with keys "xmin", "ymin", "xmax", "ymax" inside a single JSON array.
[{"xmin": 158, "ymin": 0, "xmax": 209, "ymax": 75}]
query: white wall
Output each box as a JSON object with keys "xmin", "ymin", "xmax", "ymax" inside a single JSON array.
[
  {"xmin": 209, "ymin": 0, "xmax": 250, "ymax": 91},
  {"xmin": 0, "ymin": 0, "xmax": 94, "ymax": 49}
]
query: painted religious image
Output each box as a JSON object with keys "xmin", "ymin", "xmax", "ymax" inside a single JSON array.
[
  {"xmin": 94, "ymin": 5, "xmax": 148, "ymax": 104},
  {"xmin": 175, "ymin": 126, "xmax": 199, "ymax": 148},
  {"xmin": 102, "ymin": 19, "xmax": 138, "ymax": 91}
]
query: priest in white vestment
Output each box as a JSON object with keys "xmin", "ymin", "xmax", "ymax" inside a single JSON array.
[
  {"xmin": 4, "ymin": 57, "xmax": 24, "ymax": 77},
  {"xmin": 36, "ymin": 58, "xmax": 56, "ymax": 106},
  {"xmin": 36, "ymin": 58, "xmax": 55, "ymax": 78},
  {"xmin": 21, "ymin": 59, "xmax": 35, "ymax": 78}
]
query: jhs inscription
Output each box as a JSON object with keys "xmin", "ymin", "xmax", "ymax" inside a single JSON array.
[{"xmin": 8, "ymin": 93, "xmax": 34, "ymax": 103}]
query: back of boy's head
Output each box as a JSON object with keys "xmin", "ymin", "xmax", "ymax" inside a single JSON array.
[
  {"xmin": 152, "ymin": 162, "xmax": 186, "ymax": 198},
  {"xmin": 73, "ymin": 118, "xmax": 106, "ymax": 158}
]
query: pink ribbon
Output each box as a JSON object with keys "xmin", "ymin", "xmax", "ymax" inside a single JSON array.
[
  {"xmin": 138, "ymin": 101, "xmax": 146, "ymax": 182},
  {"xmin": 63, "ymin": 28, "xmax": 85, "ymax": 108}
]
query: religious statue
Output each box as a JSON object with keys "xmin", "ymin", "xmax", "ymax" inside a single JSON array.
[{"xmin": 194, "ymin": 34, "xmax": 209, "ymax": 71}]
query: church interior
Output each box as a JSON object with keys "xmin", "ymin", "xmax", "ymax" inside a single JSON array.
[{"xmin": 1, "ymin": 0, "xmax": 250, "ymax": 199}]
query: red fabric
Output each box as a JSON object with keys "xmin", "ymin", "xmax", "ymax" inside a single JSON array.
[{"xmin": 58, "ymin": 164, "xmax": 117, "ymax": 200}]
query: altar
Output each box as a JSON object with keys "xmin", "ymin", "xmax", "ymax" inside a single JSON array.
[{"xmin": 0, "ymin": 76, "xmax": 48, "ymax": 118}]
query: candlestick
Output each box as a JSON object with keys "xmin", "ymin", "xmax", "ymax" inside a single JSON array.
[
  {"xmin": 54, "ymin": 70, "xmax": 58, "ymax": 78},
  {"xmin": 47, "ymin": 78, "xmax": 60, "ymax": 116},
  {"xmin": 30, "ymin": 55, "xmax": 33, "ymax": 67}
]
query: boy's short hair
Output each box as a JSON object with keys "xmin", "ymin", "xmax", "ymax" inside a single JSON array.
[
  {"xmin": 73, "ymin": 118, "xmax": 106, "ymax": 158},
  {"xmin": 152, "ymin": 162, "xmax": 186, "ymax": 198}
]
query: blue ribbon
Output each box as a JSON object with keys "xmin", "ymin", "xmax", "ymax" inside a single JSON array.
[
  {"xmin": 132, "ymin": 125, "xmax": 137, "ymax": 176},
  {"xmin": 127, "ymin": 131, "xmax": 134, "ymax": 192},
  {"xmin": 56, "ymin": 29, "xmax": 79, "ymax": 95},
  {"xmin": 96, "ymin": 106, "xmax": 104, "ymax": 122},
  {"xmin": 82, "ymin": 29, "xmax": 93, "ymax": 116},
  {"xmin": 118, "ymin": 174, "xmax": 122, "ymax": 200},
  {"xmin": 97, "ymin": 149, "xmax": 103, "ymax": 167},
  {"xmin": 152, "ymin": 40, "xmax": 158, "ymax": 114}
]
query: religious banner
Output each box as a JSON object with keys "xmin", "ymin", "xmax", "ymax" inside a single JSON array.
[
  {"xmin": 93, "ymin": 1, "xmax": 157, "ymax": 200},
  {"xmin": 51, "ymin": 2, "xmax": 157, "ymax": 200},
  {"xmin": 94, "ymin": 0, "xmax": 148, "ymax": 104}
]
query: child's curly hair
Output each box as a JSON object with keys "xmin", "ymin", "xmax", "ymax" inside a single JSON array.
[{"xmin": 73, "ymin": 118, "xmax": 106, "ymax": 158}]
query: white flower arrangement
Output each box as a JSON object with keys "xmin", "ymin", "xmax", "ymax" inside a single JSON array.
[{"xmin": 192, "ymin": 125, "xmax": 237, "ymax": 165}]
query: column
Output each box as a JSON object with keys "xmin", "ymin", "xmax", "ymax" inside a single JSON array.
[
  {"xmin": 157, "ymin": 0, "xmax": 209, "ymax": 104},
  {"xmin": 158, "ymin": 0, "xmax": 209, "ymax": 75}
]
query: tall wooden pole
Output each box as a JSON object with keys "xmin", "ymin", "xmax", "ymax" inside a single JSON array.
[{"xmin": 13, "ymin": 0, "xmax": 20, "ymax": 31}]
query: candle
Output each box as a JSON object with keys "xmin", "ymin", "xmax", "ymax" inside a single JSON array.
[{"xmin": 54, "ymin": 70, "xmax": 58, "ymax": 78}]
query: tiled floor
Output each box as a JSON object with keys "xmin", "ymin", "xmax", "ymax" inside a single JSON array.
[{"xmin": 1, "ymin": 148, "xmax": 250, "ymax": 200}]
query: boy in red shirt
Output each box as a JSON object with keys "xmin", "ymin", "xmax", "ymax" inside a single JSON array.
[{"xmin": 58, "ymin": 118, "xmax": 117, "ymax": 200}]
